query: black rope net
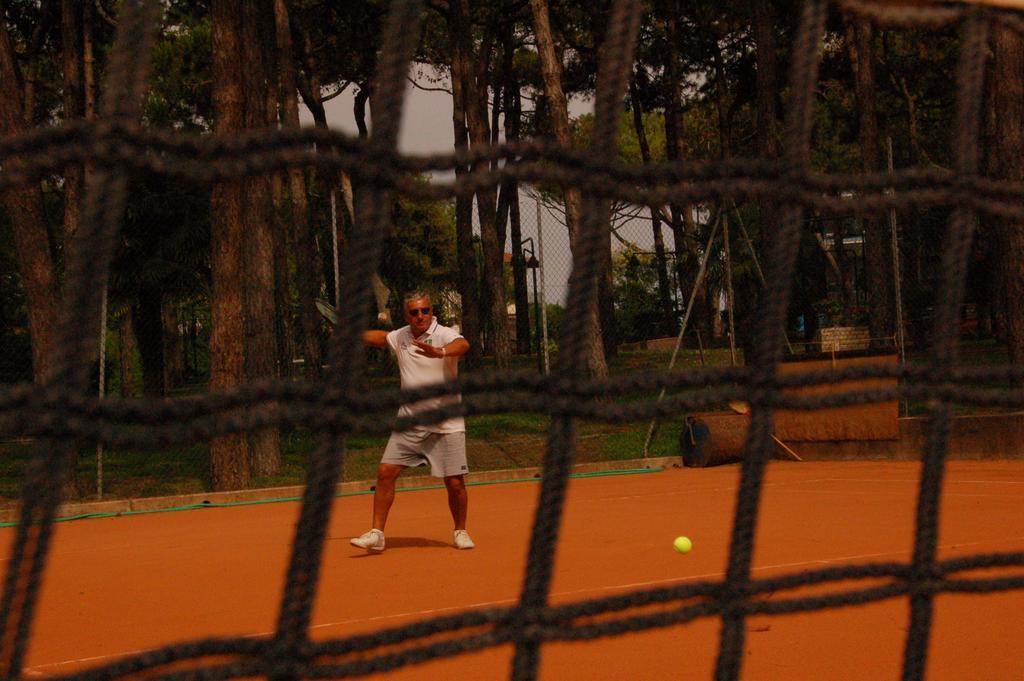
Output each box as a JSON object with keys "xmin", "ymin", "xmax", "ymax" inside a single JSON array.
[{"xmin": 2, "ymin": 0, "xmax": 1023, "ymax": 680}]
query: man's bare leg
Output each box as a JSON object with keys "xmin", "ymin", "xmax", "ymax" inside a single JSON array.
[
  {"xmin": 444, "ymin": 474, "xmax": 468, "ymax": 530},
  {"xmin": 372, "ymin": 463, "xmax": 405, "ymax": 530}
]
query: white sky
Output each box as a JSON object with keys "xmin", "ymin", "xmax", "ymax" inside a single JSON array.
[{"xmin": 300, "ymin": 70, "xmax": 678, "ymax": 306}]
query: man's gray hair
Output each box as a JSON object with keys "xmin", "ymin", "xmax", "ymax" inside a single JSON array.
[{"xmin": 403, "ymin": 290, "xmax": 431, "ymax": 306}]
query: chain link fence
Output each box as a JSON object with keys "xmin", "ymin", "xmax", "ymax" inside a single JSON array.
[
  {"xmin": 3, "ymin": 184, "xmax": 739, "ymax": 505},
  {"xmin": 0, "ymin": 183, "xmax": 1003, "ymax": 505}
]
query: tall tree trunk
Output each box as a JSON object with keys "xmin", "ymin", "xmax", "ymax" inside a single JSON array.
[
  {"xmin": 295, "ymin": 29, "xmax": 388, "ymax": 331},
  {"xmin": 994, "ymin": 25, "xmax": 1024, "ymax": 366},
  {"xmin": 353, "ymin": 86, "xmax": 369, "ymax": 137},
  {"xmin": 0, "ymin": 16, "xmax": 58, "ymax": 384},
  {"xmin": 162, "ymin": 300, "xmax": 184, "ymax": 390},
  {"xmin": 118, "ymin": 310, "xmax": 138, "ymax": 397},
  {"xmin": 529, "ymin": 0, "xmax": 607, "ymax": 377},
  {"xmin": 243, "ymin": 0, "xmax": 281, "ymax": 477},
  {"xmin": 448, "ymin": 4, "xmax": 482, "ymax": 367},
  {"xmin": 662, "ymin": 2, "xmax": 691, "ymax": 330},
  {"xmin": 499, "ymin": 29, "xmax": 530, "ymax": 354},
  {"xmin": 348, "ymin": 89, "xmax": 393, "ymax": 324},
  {"xmin": 296, "ymin": 23, "xmax": 339, "ymax": 312},
  {"xmin": 457, "ymin": 1, "xmax": 511, "ymax": 368},
  {"xmin": 61, "ymin": 0, "xmax": 85, "ymax": 245},
  {"xmin": 270, "ymin": 173, "xmax": 295, "ymax": 377},
  {"xmin": 630, "ymin": 77, "xmax": 674, "ymax": 336},
  {"xmin": 712, "ymin": 39, "xmax": 733, "ymax": 158},
  {"xmin": 297, "ymin": 32, "xmax": 328, "ymax": 128},
  {"xmin": 20, "ymin": 20, "xmax": 45, "ymax": 125},
  {"xmin": 83, "ymin": 1, "xmax": 96, "ymax": 120},
  {"xmin": 887, "ymin": 49, "xmax": 933, "ymax": 167},
  {"xmin": 264, "ymin": 7, "xmax": 293, "ymax": 380},
  {"xmin": 510, "ymin": 187, "xmax": 531, "ymax": 353},
  {"xmin": 848, "ymin": 19, "xmax": 895, "ymax": 345},
  {"xmin": 980, "ymin": 36, "xmax": 1000, "ymax": 341},
  {"xmin": 210, "ymin": 0, "xmax": 250, "ymax": 491},
  {"xmin": 507, "ymin": 86, "xmax": 531, "ymax": 354},
  {"xmin": 713, "ymin": 32, "xmax": 753, "ymax": 359},
  {"xmin": 274, "ymin": 0, "xmax": 323, "ymax": 380},
  {"xmin": 598, "ymin": 226, "xmax": 617, "ymax": 358},
  {"xmin": 754, "ymin": 0, "xmax": 779, "ymax": 283},
  {"xmin": 592, "ymin": 30, "xmax": 616, "ymax": 358}
]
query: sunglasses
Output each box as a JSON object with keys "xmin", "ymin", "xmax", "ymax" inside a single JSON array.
[{"xmin": 408, "ymin": 307, "xmax": 431, "ymax": 317}]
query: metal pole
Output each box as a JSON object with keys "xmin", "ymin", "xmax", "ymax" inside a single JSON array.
[
  {"xmin": 330, "ymin": 189, "xmax": 340, "ymax": 307},
  {"xmin": 96, "ymin": 286, "xmax": 107, "ymax": 499},
  {"xmin": 887, "ymin": 137, "xmax": 906, "ymax": 363},
  {"xmin": 887, "ymin": 136, "xmax": 908, "ymax": 416},
  {"xmin": 532, "ymin": 267, "xmax": 541, "ymax": 373},
  {"xmin": 723, "ymin": 212, "xmax": 738, "ymax": 366},
  {"xmin": 536, "ymin": 200, "xmax": 549, "ymax": 374}
]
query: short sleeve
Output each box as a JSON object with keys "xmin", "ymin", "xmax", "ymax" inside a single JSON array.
[{"xmin": 385, "ymin": 329, "xmax": 402, "ymax": 352}]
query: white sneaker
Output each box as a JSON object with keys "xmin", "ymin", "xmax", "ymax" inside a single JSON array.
[
  {"xmin": 453, "ymin": 529, "xmax": 475, "ymax": 550},
  {"xmin": 350, "ymin": 529, "xmax": 385, "ymax": 552}
]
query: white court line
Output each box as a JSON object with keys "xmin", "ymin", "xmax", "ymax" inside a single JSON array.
[
  {"xmin": 796, "ymin": 489, "xmax": 1022, "ymax": 499},
  {"xmin": 595, "ymin": 478, "xmax": 843, "ymax": 502},
  {"xmin": 599, "ymin": 477, "xmax": 1024, "ymax": 503},
  {"xmin": 948, "ymin": 480, "xmax": 1024, "ymax": 485},
  {"xmin": 26, "ymin": 535, "xmax": 1024, "ymax": 675},
  {"xmin": 943, "ymin": 492, "xmax": 1024, "ymax": 498},
  {"xmin": 822, "ymin": 478, "xmax": 1024, "ymax": 485}
]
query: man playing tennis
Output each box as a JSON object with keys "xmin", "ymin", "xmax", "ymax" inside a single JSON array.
[{"xmin": 351, "ymin": 291, "xmax": 474, "ymax": 552}]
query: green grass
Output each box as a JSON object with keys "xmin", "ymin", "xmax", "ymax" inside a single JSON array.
[
  {"xmin": 0, "ymin": 443, "xmax": 30, "ymax": 499},
  {"xmin": 903, "ymin": 339, "xmax": 1012, "ymax": 415},
  {"xmin": 610, "ymin": 346, "xmax": 740, "ymax": 374},
  {"xmin": 466, "ymin": 413, "xmax": 548, "ymax": 440},
  {"xmin": 1, "ymin": 340, "xmax": 1013, "ymax": 504}
]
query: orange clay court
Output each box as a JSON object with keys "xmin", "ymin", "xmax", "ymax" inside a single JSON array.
[{"xmin": 5, "ymin": 460, "xmax": 1023, "ymax": 680}]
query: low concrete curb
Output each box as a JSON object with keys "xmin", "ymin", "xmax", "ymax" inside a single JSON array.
[
  {"xmin": 4, "ymin": 411, "xmax": 1020, "ymax": 525},
  {"xmin": 0, "ymin": 456, "xmax": 681, "ymax": 525}
]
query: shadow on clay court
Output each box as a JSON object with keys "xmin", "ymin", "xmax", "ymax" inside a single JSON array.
[{"xmin": 343, "ymin": 536, "xmax": 452, "ymax": 555}]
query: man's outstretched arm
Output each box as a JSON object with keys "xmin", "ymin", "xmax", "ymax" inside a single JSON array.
[
  {"xmin": 363, "ymin": 330, "xmax": 389, "ymax": 348},
  {"xmin": 411, "ymin": 337, "xmax": 470, "ymax": 359},
  {"xmin": 442, "ymin": 338, "xmax": 470, "ymax": 357}
]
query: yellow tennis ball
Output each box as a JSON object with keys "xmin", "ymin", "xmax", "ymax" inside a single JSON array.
[{"xmin": 673, "ymin": 536, "xmax": 693, "ymax": 554}]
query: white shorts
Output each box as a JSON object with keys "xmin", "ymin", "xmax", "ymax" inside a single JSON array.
[{"xmin": 381, "ymin": 429, "xmax": 468, "ymax": 478}]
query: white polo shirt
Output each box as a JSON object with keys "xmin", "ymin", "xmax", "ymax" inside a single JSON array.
[{"xmin": 386, "ymin": 318, "xmax": 465, "ymax": 433}]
